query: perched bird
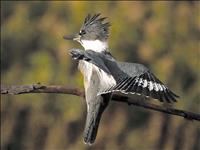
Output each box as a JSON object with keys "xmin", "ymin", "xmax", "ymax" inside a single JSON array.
[
  {"xmin": 64, "ymin": 13, "xmax": 179, "ymax": 144},
  {"xmin": 69, "ymin": 49, "xmax": 179, "ymax": 102},
  {"xmin": 64, "ymin": 14, "xmax": 115, "ymax": 144}
]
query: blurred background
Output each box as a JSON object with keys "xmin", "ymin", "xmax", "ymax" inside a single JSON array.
[{"xmin": 1, "ymin": 1, "xmax": 200, "ymax": 150}]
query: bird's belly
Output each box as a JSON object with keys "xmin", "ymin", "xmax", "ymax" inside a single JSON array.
[{"xmin": 78, "ymin": 61, "xmax": 116, "ymax": 92}]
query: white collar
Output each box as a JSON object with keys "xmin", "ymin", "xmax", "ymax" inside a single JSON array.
[{"xmin": 80, "ymin": 40, "xmax": 108, "ymax": 52}]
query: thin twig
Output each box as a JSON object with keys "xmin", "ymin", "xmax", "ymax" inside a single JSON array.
[{"xmin": 1, "ymin": 84, "xmax": 200, "ymax": 121}]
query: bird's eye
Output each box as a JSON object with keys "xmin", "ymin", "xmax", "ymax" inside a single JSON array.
[{"xmin": 79, "ymin": 30, "xmax": 86, "ymax": 35}]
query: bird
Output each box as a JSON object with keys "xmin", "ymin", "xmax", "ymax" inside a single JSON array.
[
  {"xmin": 64, "ymin": 13, "xmax": 116, "ymax": 145},
  {"xmin": 69, "ymin": 49, "xmax": 179, "ymax": 102},
  {"xmin": 64, "ymin": 13, "xmax": 179, "ymax": 144}
]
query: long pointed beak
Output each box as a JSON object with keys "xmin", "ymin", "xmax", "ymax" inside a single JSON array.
[{"xmin": 63, "ymin": 34, "xmax": 81, "ymax": 42}]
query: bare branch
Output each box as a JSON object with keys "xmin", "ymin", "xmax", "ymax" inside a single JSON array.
[
  {"xmin": 112, "ymin": 98, "xmax": 200, "ymax": 121},
  {"xmin": 1, "ymin": 84, "xmax": 200, "ymax": 121},
  {"xmin": 1, "ymin": 84, "xmax": 85, "ymax": 97}
]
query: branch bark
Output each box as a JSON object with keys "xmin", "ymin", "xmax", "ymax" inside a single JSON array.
[
  {"xmin": 1, "ymin": 84, "xmax": 85, "ymax": 97},
  {"xmin": 1, "ymin": 84, "xmax": 200, "ymax": 121}
]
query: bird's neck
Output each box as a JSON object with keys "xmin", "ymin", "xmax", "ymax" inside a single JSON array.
[{"xmin": 80, "ymin": 40, "xmax": 109, "ymax": 53}]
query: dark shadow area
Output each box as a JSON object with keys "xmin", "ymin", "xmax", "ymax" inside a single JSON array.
[
  {"xmin": 173, "ymin": 121, "xmax": 188, "ymax": 150},
  {"xmin": 156, "ymin": 114, "xmax": 171, "ymax": 150},
  {"xmin": 192, "ymin": 128, "xmax": 200, "ymax": 150},
  {"xmin": 34, "ymin": 125, "xmax": 49, "ymax": 150},
  {"xmin": 66, "ymin": 120, "xmax": 82, "ymax": 144},
  {"xmin": 4, "ymin": 107, "xmax": 30, "ymax": 150}
]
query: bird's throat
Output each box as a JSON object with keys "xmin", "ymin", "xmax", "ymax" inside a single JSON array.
[{"xmin": 81, "ymin": 40, "xmax": 108, "ymax": 52}]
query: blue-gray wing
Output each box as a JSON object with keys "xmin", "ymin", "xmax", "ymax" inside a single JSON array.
[
  {"xmin": 69, "ymin": 48, "xmax": 111, "ymax": 75},
  {"xmin": 100, "ymin": 71, "xmax": 179, "ymax": 103}
]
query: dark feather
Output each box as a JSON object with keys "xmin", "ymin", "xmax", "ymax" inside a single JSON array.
[
  {"xmin": 84, "ymin": 14, "xmax": 91, "ymax": 24},
  {"xmin": 141, "ymin": 87, "xmax": 150, "ymax": 97},
  {"xmin": 157, "ymin": 90, "xmax": 165, "ymax": 102},
  {"xmin": 84, "ymin": 13, "xmax": 104, "ymax": 26},
  {"xmin": 166, "ymin": 89, "xmax": 177, "ymax": 102},
  {"xmin": 163, "ymin": 90, "xmax": 172, "ymax": 103},
  {"xmin": 120, "ymin": 77, "xmax": 133, "ymax": 91},
  {"xmin": 130, "ymin": 78, "xmax": 140, "ymax": 93},
  {"xmin": 114, "ymin": 77, "xmax": 130, "ymax": 91},
  {"xmin": 112, "ymin": 77, "xmax": 128, "ymax": 90},
  {"xmin": 124, "ymin": 77, "xmax": 136, "ymax": 92}
]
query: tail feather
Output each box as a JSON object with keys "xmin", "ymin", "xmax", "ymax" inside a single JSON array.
[
  {"xmin": 83, "ymin": 95, "xmax": 110, "ymax": 145},
  {"xmin": 83, "ymin": 104, "xmax": 102, "ymax": 144}
]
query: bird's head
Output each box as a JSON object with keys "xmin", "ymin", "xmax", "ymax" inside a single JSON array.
[{"xmin": 64, "ymin": 13, "xmax": 110, "ymax": 52}]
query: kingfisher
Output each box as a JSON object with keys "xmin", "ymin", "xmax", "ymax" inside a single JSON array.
[{"xmin": 64, "ymin": 13, "xmax": 179, "ymax": 145}]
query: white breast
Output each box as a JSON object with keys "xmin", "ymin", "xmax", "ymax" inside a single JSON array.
[
  {"xmin": 78, "ymin": 61, "xmax": 116, "ymax": 92},
  {"xmin": 96, "ymin": 66, "xmax": 116, "ymax": 92},
  {"xmin": 78, "ymin": 61, "xmax": 93, "ymax": 87}
]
